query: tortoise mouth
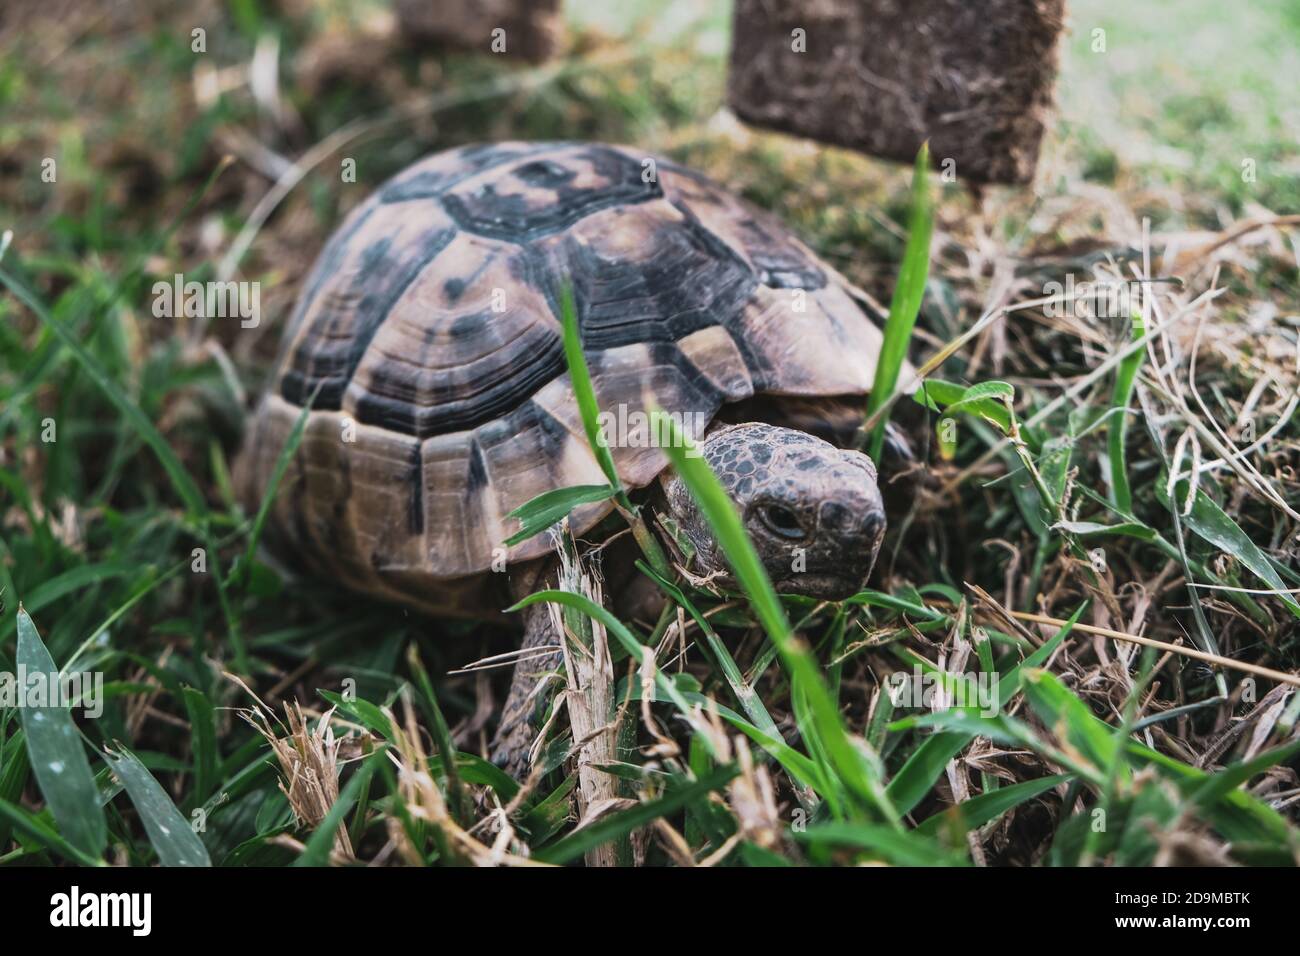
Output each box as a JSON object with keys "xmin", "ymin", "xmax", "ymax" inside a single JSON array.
[{"xmin": 772, "ymin": 572, "xmax": 867, "ymax": 601}]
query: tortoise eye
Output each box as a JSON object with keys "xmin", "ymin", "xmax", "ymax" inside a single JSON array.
[{"xmin": 758, "ymin": 504, "xmax": 805, "ymax": 540}]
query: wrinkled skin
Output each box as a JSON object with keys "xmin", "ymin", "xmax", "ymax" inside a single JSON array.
[{"xmin": 664, "ymin": 422, "xmax": 886, "ymax": 599}]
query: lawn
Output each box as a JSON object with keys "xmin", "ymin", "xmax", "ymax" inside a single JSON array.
[{"xmin": 0, "ymin": 0, "xmax": 1297, "ymax": 867}]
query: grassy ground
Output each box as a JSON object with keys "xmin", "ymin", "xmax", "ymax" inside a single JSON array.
[{"xmin": 0, "ymin": 0, "xmax": 1297, "ymax": 866}]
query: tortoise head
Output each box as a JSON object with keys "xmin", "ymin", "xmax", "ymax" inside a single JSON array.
[{"xmin": 664, "ymin": 422, "xmax": 885, "ymax": 600}]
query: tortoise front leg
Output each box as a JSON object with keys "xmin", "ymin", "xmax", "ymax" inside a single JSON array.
[{"xmin": 489, "ymin": 561, "xmax": 564, "ymax": 779}]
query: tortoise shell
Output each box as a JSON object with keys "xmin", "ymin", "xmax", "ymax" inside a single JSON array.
[{"xmin": 240, "ymin": 142, "xmax": 891, "ymax": 612}]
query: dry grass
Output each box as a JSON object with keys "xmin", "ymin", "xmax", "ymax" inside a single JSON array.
[{"xmin": 0, "ymin": 0, "xmax": 1297, "ymax": 867}]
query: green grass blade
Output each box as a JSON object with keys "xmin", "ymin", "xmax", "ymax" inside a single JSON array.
[
  {"xmin": 1021, "ymin": 669, "xmax": 1124, "ymax": 777},
  {"xmin": 62, "ymin": 545, "xmax": 206, "ymax": 672},
  {"xmin": 511, "ymin": 589, "xmax": 719, "ymax": 758},
  {"xmin": 994, "ymin": 603, "xmax": 1085, "ymax": 708},
  {"xmin": 0, "ymin": 795, "xmax": 102, "ymax": 866},
  {"xmin": 916, "ymin": 773, "xmax": 1070, "ymax": 837},
  {"xmin": 629, "ymin": 677, "xmax": 836, "ymax": 803},
  {"xmin": 427, "ymin": 753, "xmax": 520, "ymax": 803},
  {"xmin": 846, "ymin": 589, "xmax": 946, "ymax": 620},
  {"xmin": 865, "ymin": 141, "xmax": 934, "ymax": 460},
  {"xmin": 0, "ymin": 266, "xmax": 249, "ymax": 670},
  {"xmin": 103, "ymin": 743, "xmax": 211, "ymax": 866},
  {"xmin": 407, "ymin": 646, "xmax": 471, "ymax": 825},
  {"xmin": 294, "ymin": 746, "xmax": 387, "ymax": 867},
  {"xmin": 180, "ymin": 686, "xmax": 218, "ymax": 805},
  {"xmin": 534, "ymin": 765, "xmax": 737, "ymax": 865},
  {"xmin": 886, "ymin": 605, "xmax": 1084, "ymax": 815},
  {"xmin": 0, "ymin": 729, "xmax": 32, "ymax": 844},
  {"xmin": 1108, "ymin": 309, "xmax": 1145, "ymax": 512},
  {"xmin": 940, "ymin": 381, "xmax": 1016, "ymax": 429},
  {"xmin": 1129, "ymin": 742, "xmax": 1293, "ymax": 844},
  {"xmin": 557, "ymin": 284, "xmax": 625, "ymax": 504},
  {"xmin": 1162, "ymin": 477, "xmax": 1300, "ymax": 619},
  {"xmin": 555, "ymin": 282, "xmax": 671, "ymax": 576},
  {"xmin": 656, "ymin": 419, "xmax": 899, "ymax": 823},
  {"xmin": 635, "ymin": 560, "xmax": 782, "ymax": 741},
  {"xmin": 15, "ymin": 607, "xmax": 106, "ymax": 859},
  {"xmin": 0, "ymin": 267, "xmax": 207, "ymax": 518},
  {"xmin": 318, "ymin": 690, "xmax": 395, "ymax": 739},
  {"xmin": 504, "ymin": 483, "xmax": 616, "ymax": 546},
  {"xmin": 1189, "ymin": 736, "xmax": 1300, "ymax": 809},
  {"xmin": 885, "ymin": 732, "xmax": 974, "ymax": 817},
  {"xmin": 796, "ymin": 820, "xmax": 961, "ymax": 866},
  {"xmin": 0, "ymin": 561, "xmax": 133, "ymax": 645},
  {"xmin": 240, "ymin": 391, "xmax": 315, "ymax": 575}
]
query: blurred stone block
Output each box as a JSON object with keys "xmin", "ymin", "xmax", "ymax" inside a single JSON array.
[
  {"xmin": 727, "ymin": 0, "xmax": 1065, "ymax": 184},
  {"xmin": 396, "ymin": 0, "xmax": 562, "ymax": 62}
]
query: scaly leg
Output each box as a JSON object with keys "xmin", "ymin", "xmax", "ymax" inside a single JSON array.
[{"xmin": 489, "ymin": 561, "xmax": 564, "ymax": 779}]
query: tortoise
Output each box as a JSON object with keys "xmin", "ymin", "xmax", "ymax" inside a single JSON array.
[{"xmin": 238, "ymin": 141, "xmax": 914, "ymax": 773}]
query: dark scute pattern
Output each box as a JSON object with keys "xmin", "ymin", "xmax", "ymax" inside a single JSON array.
[
  {"xmin": 466, "ymin": 439, "xmax": 489, "ymax": 492},
  {"xmin": 351, "ymin": 321, "xmax": 566, "ymax": 437},
  {"xmin": 514, "ymin": 159, "xmax": 576, "ymax": 186},
  {"xmin": 657, "ymin": 342, "xmax": 726, "ymax": 411},
  {"xmin": 670, "ymin": 193, "xmax": 826, "ymax": 291},
  {"xmin": 294, "ymin": 429, "xmax": 352, "ymax": 564},
  {"xmin": 531, "ymin": 402, "xmax": 570, "ymax": 460},
  {"xmin": 441, "ymin": 146, "xmax": 663, "ymax": 242},
  {"xmin": 407, "ymin": 442, "xmax": 424, "ymax": 535},
  {"xmin": 749, "ymin": 244, "xmax": 825, "ymax": 290},
  {"xmin": 656, "ymin": 157, "xmax": 826, "ymax": 290},
  {"xmin": 474, "ymin": 399, "xmax": 569, "ymax": 481},
  {"xmin": 279, "ymin": 226, "xmax": 457, "ymax": 408},
  {"xmin": 281, "ymin": 203, "xmax": 377, "ymax": 350},
  {"xmin": 588, "ymin": 341, "xmax": 728, "ymax": 426},
  {"xmin": 278, "ymin": 143, "xmax": 831, "ymax": 441},
  {"xmin": 286, "ymin": 451, "xmax": 316, "ymax": 565},
  {"xmin": 379, "ymin": 143, "xmax": 549, "ymax": 204},
  {"xmin": 493, "ymin": 399, "xmax": 571, "ymax": 463},
  {"xmin": 561, "ymin": 218, "xmax": 758, "ymax": 352}
]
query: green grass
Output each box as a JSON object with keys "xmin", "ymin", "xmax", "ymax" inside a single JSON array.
[
  {"xmin": 1060, "ymin": 0, "xmax": 1300, "ymax": 215},
  {"xmin": 864, "ymin": 142, "xmax": 933, "ymax": 461},
  {"xmin": 0, "ymin": 1, "xmax": 1297, "ymax": 867}
]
